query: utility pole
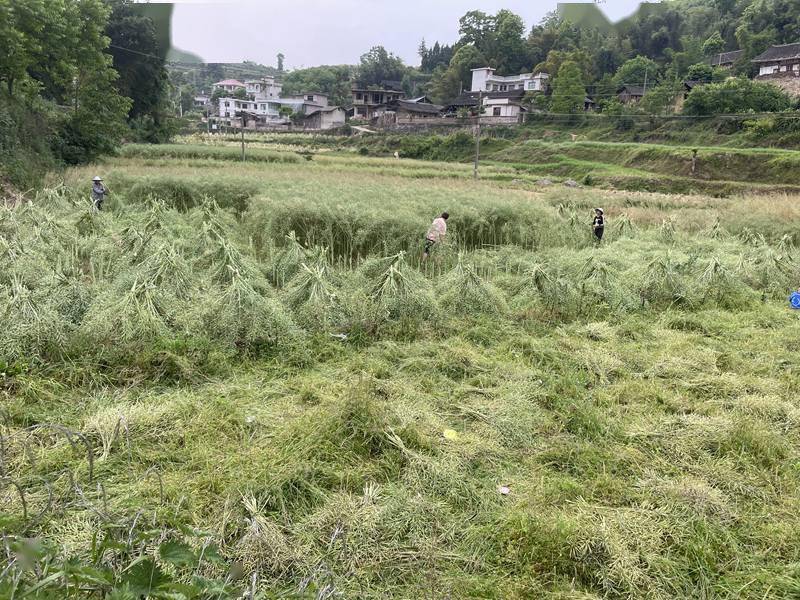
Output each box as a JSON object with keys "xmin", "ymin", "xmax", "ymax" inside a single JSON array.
[
  {"xmin": 240, "ymin": 113, "xmax": 246, "ymax": 162},
  {"xmin": 643, "ymin": 68, "xmax": 648, "ymax": 95},
  {"xmin": 473, "ymin": 90, "xmax": 483, "ymax": 180}
]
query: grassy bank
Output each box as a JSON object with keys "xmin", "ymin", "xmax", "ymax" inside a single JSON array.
[
  {"xmin": 169, "ymin": 128, "xmax": 800, "ymax": 197},
  {"xmin": 3, "ymin": 152, "xmax": 800, "ymax": 598}
]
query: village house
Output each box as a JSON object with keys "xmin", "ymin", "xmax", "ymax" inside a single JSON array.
[
  {"xmin": 752, "ymin": 42, "xmax": 800, "ymax": 96},
  {"xmin": 281, "ymin": 93, "xmax": 329, "ymax": 108},
  {"xmin": 302, "ymin": 106, "xmax": 347, "ymax": 130},
  {"xmin": 217, "ymin": 82, "xmax": 345, "ymax": 130},
  {"xmin": 709, "ymin": 50, "xmax": 744, "ymax": 69},
  {"xmin": 218, "ymin": 98, "xmax": 282, "ymax": 121},
  {"xmin": 393, "ymin": 99, "xmax": 444, "ymax": 122},
  {"xmin": 470, "ymin": 67, "xmax": 549, "ymax": 93},
  {"xmin": 618, "ymin": 85, "xmax": 645, "ymax": 104},
  {"xmin": 351, "ymin": 84, "xmax": 405, "ymax": 120},
  {"xmin": 672, "ymin": 80, "xmax": 706, "ymax": 112},
  {"xmin": 483, "ymin": 96, "xmax": 526, "ymax": 119},
  {"xmin": 212, "ymin": 79, "xmax": 246, "ymax": 93},
  {"xmin": 193, "ymin": 94, "xmax": 210, "ymax": 109},
  {"xmin": 245, "ymin": 76, "xmax": 282, "ymax": 99}
]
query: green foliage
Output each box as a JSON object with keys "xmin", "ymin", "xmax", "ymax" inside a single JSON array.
[
  {"xmin": 0, "ymin": 0, "xmax": 134, "ymax": 180},
  {"xmin": 640, "ymin": 81, "xmax": 684, "ymax": 115},
  {"xmin": 106, "ymin": 0, "xmax": 169, "ymax": 123},
  {"xmin": 357, "ymin": 46, "xmax": 406, "ymax": 86},
  {"xmin": 429, "ymin": 45, "xmax": 486, "ymax": 104},
  {"xmin": 683, "ymin": 77, "xmax": 793, "ymax": 115},
  {"xmin": 550, "ymin": 61, "xmax": 586, "ymax": 115},
  {"xmin": 702, "ymin": 31, "xmax": 725, "ymax": 56},
  {"xmin": 613, "ymin": 55, "xmax": 660, "ymax": 88},
  {"xmin": 281, "ymin": 64, "xmax": 354, "ymax": 107}
]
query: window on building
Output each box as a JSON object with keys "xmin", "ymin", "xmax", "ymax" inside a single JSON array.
[
  {"xmin": 306, "ymin": 95, "xmax": 314, "ymax": 101},
  {"xmin": 373, "ymin": 93, "xmax": 381, "ymax": 103},
  {"xmin": 493, "ymin": 107, "xmax": 502, "ymax": 116},
  {"xmin": 780, "ymin": 65, "xmax": 788, "ymax": 72},
  {"xmin": 486, "ymin": 84, "xmax": 491, "ymax": 91},
  {"xmin": 225, "ymin": 101, "xmax": 229, "ymax": 107}
]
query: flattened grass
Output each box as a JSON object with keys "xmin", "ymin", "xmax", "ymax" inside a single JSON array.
[{"xmin": 4, "ymin": 150, "xmax": 800, "ymax": 598}]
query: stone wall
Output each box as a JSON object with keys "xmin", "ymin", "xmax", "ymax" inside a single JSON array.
[{"xmin": 756, "ymin": 74, "xmax": 800, "ymax": 97}]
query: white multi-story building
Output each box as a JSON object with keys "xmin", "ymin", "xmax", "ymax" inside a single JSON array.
[
  {"xmin": 245, "ymin": 77, "xmax": 282, "ymax": 100},
  {"xmin": 470, "ymin": 67, "xmax": 548, "ymax": 93},
  {"xmin": 218, "ymin": 98, "xmax": 282, "ymax": 120}
]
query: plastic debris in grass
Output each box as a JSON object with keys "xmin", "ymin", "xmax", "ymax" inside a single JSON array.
[{"xmin": 790, "ymin": 290, "xmax": 800, "ymax": 309}]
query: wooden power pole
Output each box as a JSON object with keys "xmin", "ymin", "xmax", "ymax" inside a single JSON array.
[{"xmin": 473, "ymin": 90, "xmax": 483, "ymax": 179}]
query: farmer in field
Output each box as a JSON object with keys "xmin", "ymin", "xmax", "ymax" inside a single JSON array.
[
  {"xmin": 91, "ymin": 176, "xmax": 108, "ymax": 213},
  {"xmin": 423, "ymin": 212, "xmax": 449, "ymax": 260},
  {"xmin": 592, "ymin": 208, "xmax": 604, "ymax": 243}
]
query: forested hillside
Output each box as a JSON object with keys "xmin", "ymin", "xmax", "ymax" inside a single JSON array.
[
  {"xmin": 0, "ymin": 0, "xmax": 172, "ymax": 188},
  {"xmin": 283, "ymin": 0, "xmax": 800, "ymax": 110}
]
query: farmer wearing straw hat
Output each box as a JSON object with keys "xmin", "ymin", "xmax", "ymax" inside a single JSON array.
[
  {"xmin": 423, "ymin": 212, "xmax": 449, "ymax": 260},
  {"xmin": 91, "ymin": 176, "xmax": 108, "ymax": 212},
  {"xmin": 592, "ymin": 208, "xmax": 605, "ymax": 242}
]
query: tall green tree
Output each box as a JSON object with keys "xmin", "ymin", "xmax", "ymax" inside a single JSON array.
[
  {"xmin": 106, "ymin": 0, "xmax": 168, "ymax": 122},
  {"xmin": 550, "ymin": 60, "xmax": 585, "ymax": 114},
  {"xmin": 357, "ymin": 46, "xmax": 406, "ymax": 86},
  {"xmin": 429, "ymin": 44, "xmax": 486, "ymax": 103},
  {"xmin": 282, "ymin": 65, "xmax": 355, "ymax": 106},
  {"xmin": 702, "ymin": 31, "xmax": 725, "ymax": 56},
  {"xmin": 613, "ymin": 56, "xmax": 659, "ymax": 88}
]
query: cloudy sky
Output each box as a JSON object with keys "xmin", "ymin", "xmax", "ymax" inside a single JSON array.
[{"xmin": 167, "ymin": 0, "xmax": 644, "ymax": 68}]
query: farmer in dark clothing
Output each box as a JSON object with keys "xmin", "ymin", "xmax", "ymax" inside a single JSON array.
[
  {"xmin": 91, "ymin": 176, "xmax": 108, "ymax": 212},
  {"xmin": 592, "ymin": 208, "xmax": 604, "ymax": 242}
]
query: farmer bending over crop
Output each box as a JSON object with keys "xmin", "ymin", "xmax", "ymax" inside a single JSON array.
[
  {"xmin": 423, "ymin": 212, "xmax": 449, "ymax": 260},
  {"xmin": 91, "ymin": 176, "xmax": 108, "ymax": 213},
  {"xmin": 592, "ymin": 208, "xmax": 604, "ymax": 242}
]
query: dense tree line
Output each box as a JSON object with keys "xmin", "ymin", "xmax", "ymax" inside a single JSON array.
[
  {"xmin": 0, "ymin": 0, "xmax": 174, "ymax": 186},
  {"xmin": 416, "ymin": 1, "xmax": 800, "ymax": 108}
]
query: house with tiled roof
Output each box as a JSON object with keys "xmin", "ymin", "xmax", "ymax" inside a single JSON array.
[
  {"xmin": 752, "ymin": 42, "xmax": 800, "ymax": 96},
  {"xmin": 212, "ymin": 79, "xmax": 246, "ymax": 93},
  {"xmin": 709, "ymin": 50, "xmax": 744, "ymax": 69}
]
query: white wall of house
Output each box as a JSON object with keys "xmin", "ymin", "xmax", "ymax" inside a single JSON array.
[
  {"xmin": 284, "ymin": 93, "xmax": 329, "ymax": 107},
  {"xmin": 483, "ymin": 97, "xmax": 523, "ymax": 117},
  {"xmin": 246, "ymin": 78, "xmax": 282, "ymax": 101},
  {"xmin": 471, "ymin": 67, "xmax": 548, "ymax": 92},
  {"xmin": 218, "ymin": 98, "xmax": 282, "ymax": 119},
  {"xmin": 758, "ymin": 63, "xmax": 800, "ymax": 76},
  {"xmin": 306, "ymin": 108, "xmax": 345, "ymax": 130}
]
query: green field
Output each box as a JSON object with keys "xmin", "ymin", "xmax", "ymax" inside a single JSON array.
[{"xmin": 3, "ymin": 146, "xmax": 800, "ymax": 598}]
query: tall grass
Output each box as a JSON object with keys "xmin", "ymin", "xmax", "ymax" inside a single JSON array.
[{"xmin": 4, "ymin": 153, "xmax": 800, "ymax": 599}]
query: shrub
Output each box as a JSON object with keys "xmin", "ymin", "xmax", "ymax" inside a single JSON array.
[{"xmin": 683, "ymin": 78, "xmax": 792, "ymax": 116}]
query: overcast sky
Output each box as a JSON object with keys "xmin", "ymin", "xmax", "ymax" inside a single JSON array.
[{"xmin": 167, "ymin": 0, "xmax": 644, "ymax": 69}]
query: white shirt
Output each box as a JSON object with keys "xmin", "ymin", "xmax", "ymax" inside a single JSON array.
[{"xmin": 426, "ymin": 217, "xmax": 447, "ymax": 242}]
